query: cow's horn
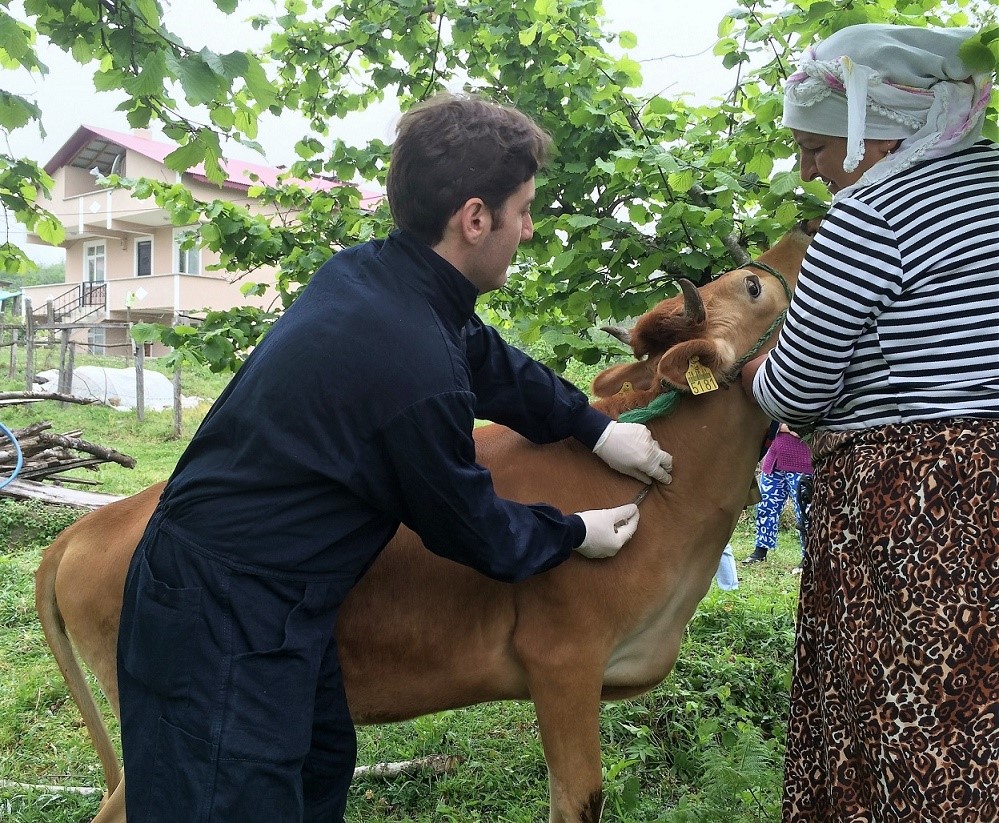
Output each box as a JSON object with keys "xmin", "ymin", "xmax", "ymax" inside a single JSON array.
[
  {"xmin": 679, "ymin": 278, "xmax": 705, "ymax": 324},
  {"xmin": 600, "ymin": 325, "xmax": 632, "ymax": 346}
]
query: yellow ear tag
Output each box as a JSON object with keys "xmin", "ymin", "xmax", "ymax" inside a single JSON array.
[{"xmin": 685, "ymin": 356, "xmax": 719, "ymax": 395}]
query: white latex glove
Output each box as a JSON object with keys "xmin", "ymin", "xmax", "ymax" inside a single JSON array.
[
  {"xmin": 574, "ymin": 504, "xmax": 640, "ymax": 559},
  {"xmin": 592, "ymin": 421, "xmax": 673, "ymax": 484}
]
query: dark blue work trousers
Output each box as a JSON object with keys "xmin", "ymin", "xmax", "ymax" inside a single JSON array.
[{"xmin": 117, "ymin": 514, "xmax": 358, "ymax": 822}]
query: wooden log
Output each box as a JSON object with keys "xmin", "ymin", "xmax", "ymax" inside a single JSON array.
[
  {"xmin": 12, "ymin": 421, "xmax": 52, "ymax": 439},
  {"xmin": 0, "ymin": 391, "xmax": 100, "ymax": 406},
  {"xmin": 0, "ymin": 397, "xmax": 46, "ymax": 407},
  {"xmin": 0, "ymin": 478, "xmax": 125, "ymax": 509},
  {"xmin": 36, "ymin": 432, "xmax": 136, "ymax": 468},
  {"xmin": 352, "ymin": 754, "xmax": 459, "ymax": 780},
  {"xmin": 17, "ymin": 459, "xmax": 105, "ymax": 480},
  {"xmin": 19, "ymin": 446, "xmax": 76, "ymax": 464}
]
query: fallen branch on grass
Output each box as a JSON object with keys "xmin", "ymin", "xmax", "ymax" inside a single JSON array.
[
  {"xmin": 0, "ymin": 755, "xmax": 459, "ymax": 797},
  {"xmin": 0, "ymin": 391, "xmax": 100, "ymax": 406}
]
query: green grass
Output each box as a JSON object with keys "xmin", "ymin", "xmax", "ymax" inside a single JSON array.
[{"xmin": 1, "ymin": 350, "xmax": 805, "ymax": 821}]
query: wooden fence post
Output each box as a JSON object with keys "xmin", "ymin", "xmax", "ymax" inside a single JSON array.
[
  {"xmin": 66, "ymin": 340, "xmax": 75, "ymax": 396},
  {"xmin": 172, "ymin": 361, "xmax": 182, "ymax": 438},
  {"xmin": 6, "ymin": 327, "xmax": 15, "ymax": 379},
  {"xmin": 24, "ymin": 299, "xmax": 35, "ymax": 391},
  {"xmin": 135, "ymin": 341, "xmax": 145, "ymax": 423},
  {"xmin": 58, "ymin": 329, "xmax": 71, "ymax": 397}
]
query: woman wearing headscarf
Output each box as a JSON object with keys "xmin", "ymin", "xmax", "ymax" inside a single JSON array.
[{"xmin": 741, "ymin": 23, "xmax": 999, "ymax": 822}]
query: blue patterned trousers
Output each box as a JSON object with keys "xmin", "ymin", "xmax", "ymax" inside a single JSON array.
[{"xmin": 755, "ymin": 469, "xmax": 807, "ymax": 554}]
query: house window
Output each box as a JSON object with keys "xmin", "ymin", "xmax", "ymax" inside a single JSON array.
[
  {"xmin": 136, "ymin": 238, "xmax": 152, "ymax": 277},
  {"xmin": 174, "ymin": 228, "xmax": 200, "ymax": 274},
  {"xmin": 88, "ymin": 325, "xmax": 106, "ymax": 355},
  {"xmin": 84, "ymin": 241, "xmax": 106, "ymax": 282}
]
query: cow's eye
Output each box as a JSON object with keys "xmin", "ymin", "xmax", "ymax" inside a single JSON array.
[{"xmin": 745, "ymin": 274, "xmax": 762, "ymax": 299}]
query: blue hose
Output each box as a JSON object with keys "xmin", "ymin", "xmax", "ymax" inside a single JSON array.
[{"xmin": 0, "ymin": 421, "xmax": 23, "ymax": 490}]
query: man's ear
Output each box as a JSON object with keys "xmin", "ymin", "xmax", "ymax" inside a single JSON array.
[{"xmin": 451, "ymin": 198, "xmax": 491, "ymax": 246}]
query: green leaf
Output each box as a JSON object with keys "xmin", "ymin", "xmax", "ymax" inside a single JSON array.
[
  {"xmin": 234, "ymin": 107, "xmax": 258, "ymax": 140},
  {"xmin": 958, "ymin": 33, "xmax": 999, "ymax": 73},
  {"xmin": 0, "ymin": 91, "xmax": 40, "ymax": 130},
  {"xmin": 131, "ymin": 51, "xmax": 167, "ymax": 97},
  {"xmin": 519, "ymin": 24, "xmax": 538, "ymax": 47},
  {"xmin": 34, "ymin": 216, "xmax": 65, "ymax": 246},
  {"xmin": 163, "ymin": 139, "xmax": 206, "ymax": 173},
  {"xmin": 746, "ymin": 152, "xmax": 774, "ymax": 179},
  {"xmin": 769, "ymin": 170, "xmax": 798, "ymax": 198},
  {"xmin": 200, "ymin": 48, "xmax": 228, "ymax": 77},
  {"xmin": 219, "ymin": 50, "xmax": 250, "ymax": 79},
  {"xmin": 197, "ymin": 130, "xmax": 227, "ymax": 186},
  {"xmin": 618, "ymin": 31, "xmax": 638, "ymax": 50},
  {"xmin": 774, "ymin": 201, "xmax": 799, "ymax": 226},
  {"xmin": 0, "ymin": 13, "xmax": 32, "ymax": 64},
  {"xmin": 243, "ymin": 54, "xmax": 278, "ymax": 108},
  {"xmin": 667, "ymin": 169, "xmax": 695, "ymax": 193},
  {"xmin": 533, "ymin": 0, "xmax": 557, "ymax": 20},
  {"xmin": 611, "ymin": 55, "xmax": 643, "ymax": 88},
  {"xmin": 126, "ymin": 106, "xmax": 153, "ymax": 128},
  {"xmin": 210, "ymin": 106, "xmax": 236, "ymax": 130},
  {"xmin": 565, "ymin": 214, "xmax": 600, "ymax": 229},
  {"xmin": 131, "ymin": 322, "xmax": 165, "ymax": 343},
  {"xmin": 240, "ymin": 282, "xmax": 268, "ymax": 297},
  {"xmin": 165, "ymin": 52, "xmax": 224, "ymax": 106}
]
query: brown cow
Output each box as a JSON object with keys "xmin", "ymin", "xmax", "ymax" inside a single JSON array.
[{"xmin": 34, "ymin": 220, "xmax": 818, "ymax": 823}]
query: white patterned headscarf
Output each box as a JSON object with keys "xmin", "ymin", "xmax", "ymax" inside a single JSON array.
[{"xmin": 782, "ymin": 24, "xmax": 992, "ymax": 198}]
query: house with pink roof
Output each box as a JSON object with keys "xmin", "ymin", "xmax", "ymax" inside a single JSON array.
[{"xmin": 21, "ymin": 125, "xmax": 378, "ymax": 355}]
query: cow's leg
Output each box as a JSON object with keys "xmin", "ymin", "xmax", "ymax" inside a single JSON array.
[{"xmin": 529, "ymin": 673, "xmax": 604, "ymax": 823}]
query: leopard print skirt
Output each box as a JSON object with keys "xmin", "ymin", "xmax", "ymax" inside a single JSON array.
[{"xmin": 782, "ymin": 419, "xmax": 999, "ymax": 823}]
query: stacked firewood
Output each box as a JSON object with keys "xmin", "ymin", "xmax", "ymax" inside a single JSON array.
[{"xmin": 0, "ymin": 421, "xmax": 136, "ymax": 485}]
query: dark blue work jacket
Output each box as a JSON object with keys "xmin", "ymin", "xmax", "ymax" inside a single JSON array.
[{"xmin": 157, "ymin": 230, "xmax": 611, "ymax": 584}]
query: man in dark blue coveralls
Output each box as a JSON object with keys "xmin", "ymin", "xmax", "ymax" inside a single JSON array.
[{"xmin": 117, "ymin": 93, "xmax": 673, "ymax": 823}]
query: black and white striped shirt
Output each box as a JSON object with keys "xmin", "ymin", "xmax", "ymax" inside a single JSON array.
[{"xmin": 754, "ymin": 140, "xmax": 999, "ymax": 431}]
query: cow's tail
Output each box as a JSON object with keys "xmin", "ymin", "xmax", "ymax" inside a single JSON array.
[{"xmin": 34, "ymin": 535, "xmax": 122, "ymax": 796}]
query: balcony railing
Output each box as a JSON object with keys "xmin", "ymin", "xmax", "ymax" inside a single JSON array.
[{"xmin": 33, "ymin": 283, "xmax": 107, "ymax": 322}]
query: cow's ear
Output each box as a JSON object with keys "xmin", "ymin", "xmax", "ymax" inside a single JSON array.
[
  {"xmin": 630, "ymin": 306, "xmax": 703, "ymax": 359},
  {"xmin": 655, "ymin": 339, "xmax": 724, "ymax": 391},
  {"xmin": 591, "ymin": 360, "xmax": 656, "ymax": 397}
]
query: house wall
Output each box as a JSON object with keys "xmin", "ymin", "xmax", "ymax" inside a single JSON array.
[{"xmin": 24, "ymin": 135, "xmax": 294, "ymax": 354}]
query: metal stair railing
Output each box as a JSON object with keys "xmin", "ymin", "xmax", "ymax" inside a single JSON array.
[{"xmin": 41, "ymin": 283, "xmax": 107, "ymax": 322}]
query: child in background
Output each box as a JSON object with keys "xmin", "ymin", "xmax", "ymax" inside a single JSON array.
[{"xmin": 743, "ymin": 423, "xmax": 813, "ymax": 569}]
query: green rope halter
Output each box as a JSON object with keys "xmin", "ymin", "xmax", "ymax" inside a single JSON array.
[
  {"xmin": 618, "ymin": 261, "xmax": 793, "ymax": 426},
  {"xmin": 618, "ymin": 388, "xmax": 681, "ymax": 424}
]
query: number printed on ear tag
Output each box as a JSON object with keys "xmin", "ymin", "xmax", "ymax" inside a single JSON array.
[{"xmin": 685, "ymin": 357, "xmax": 719, "ymax": 395}]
